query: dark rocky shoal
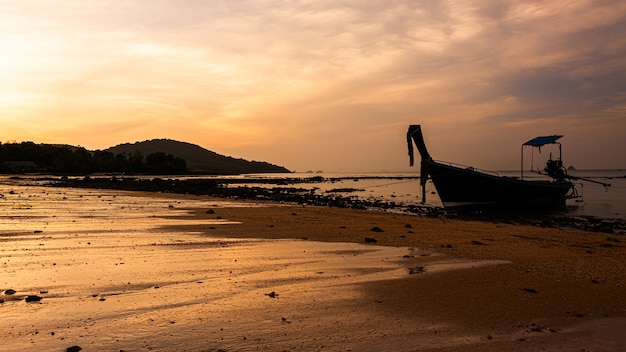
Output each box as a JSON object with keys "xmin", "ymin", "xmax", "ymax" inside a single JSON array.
[{"xmin": 43, "ymin": 176, "xmax": 626, "ymax": 235}]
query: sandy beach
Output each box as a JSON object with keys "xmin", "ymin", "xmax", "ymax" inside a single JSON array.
[{"xmin": 1, "ymin": 185, "xmax": 625, "ymax": 351}]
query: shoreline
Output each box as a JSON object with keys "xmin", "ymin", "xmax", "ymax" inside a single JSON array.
[
  {"xmin": 51, "ymin": 177, "xmax": 626, "ymax": 235},
  {"xmin": 2, "ymin": 183, "xmax": 626, "ymax": 350},
  {"xmin": 7, "ymin": 173, "xmax": 625, "ymax": 234}
]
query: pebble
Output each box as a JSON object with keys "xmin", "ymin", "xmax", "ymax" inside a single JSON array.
[{"xmin": 25, "ymin": 295, "xmax": 43, "ymax": 303}]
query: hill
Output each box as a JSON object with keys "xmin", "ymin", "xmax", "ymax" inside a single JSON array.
[{"xmin": 105, "ymin": 139, "xmax": 290, "ymax": 174}]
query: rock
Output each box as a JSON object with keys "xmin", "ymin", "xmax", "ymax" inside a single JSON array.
[
  {"xmin": 408, "ymin": 266, "xmax": 426, "ymax": 274},
  {"xmin": 521, "ymin": 288, "xmax": 538, "ymax": 294},
  {"xmin": 370, "ymin": 226, "xmax": 384, "ymax": 232},
  {"xmin": 364, "ymin": 237, "xmax": 378, "ymax": 243},
  {"xmin": 265, "ymin": 291, "xmax": 278, "ymax": 298},
  {"xmin": 471, "ymin": 240, "xmax": 487, "ymax": 245},
  {"xmin": 4, "ymin": 289, "xmax": 17, "ymax": 295},
  {"xmin": 25, "ymin": 295, "xmax": 43, "ymax": 303},
  {"xmin": 66, "ymin": 346, "xmax": 82, "ymax": 352}
]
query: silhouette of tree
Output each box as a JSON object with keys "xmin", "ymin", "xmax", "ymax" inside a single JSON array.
[{"xmin": 0, "ymin": 142, "xmax": 188, "ymax": 174}]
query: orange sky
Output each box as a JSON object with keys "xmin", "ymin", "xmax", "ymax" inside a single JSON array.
[{"xmin": 2, "ymin": 1, "xmax": 626, "ymax": 172}]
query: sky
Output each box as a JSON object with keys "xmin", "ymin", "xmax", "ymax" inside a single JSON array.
[{"xmin": 1, "ymin": 0, "xmax": 626, "ymax": 172}]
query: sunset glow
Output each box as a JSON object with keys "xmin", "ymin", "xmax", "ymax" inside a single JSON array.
[{"xmin": 2, "ymin": 1, "xmax": 626, "ymax": 172}]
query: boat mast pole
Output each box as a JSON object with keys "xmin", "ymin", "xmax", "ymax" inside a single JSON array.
[{"xmin": 520, "ymin": 144, "xmax": 524, "ymax": 180}]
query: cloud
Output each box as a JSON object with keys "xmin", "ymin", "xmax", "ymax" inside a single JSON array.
[{"xmin": 1, "ymin": 0, "xmax": 626, "ymax": 170}]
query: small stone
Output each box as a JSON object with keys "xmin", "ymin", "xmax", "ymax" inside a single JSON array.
[
  {"xmin": 364, "ymin": 237, "xmax": 377, "ymax": 243},
  {"xmin": 370, "ymin": 226, "xmax": 384, "ymax": 232},
  {"xmin": 408, "ymin": 266, "xmax": 425, "ymax": 275},
  {"xmin": 521, "ymin": 288, "xmax": 538, "ymax": 294},
  {"xmin": 25, "ymin": 295, "xmax": 43, "ymax": 303},
  {"xmin": 4, "ymin": 289, "xmax": 16, "ymax": 295},
  {"xmin": 66, "ymin": 346, "xmax": 82, "ymax": 352}
]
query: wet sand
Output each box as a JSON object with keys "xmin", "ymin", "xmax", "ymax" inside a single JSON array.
[{"xmin": 1, "ymin": 185, "xmax": 625, "ymax": 351}]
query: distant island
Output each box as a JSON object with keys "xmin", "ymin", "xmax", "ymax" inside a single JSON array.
[{"xmin": 0, "ymin": 139, "xmax": 290, "ymax": 175}]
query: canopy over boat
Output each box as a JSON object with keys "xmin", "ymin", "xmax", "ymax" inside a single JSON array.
[{"xmin": 523, "ymin": 135, "xmax": 563, "ymax": 147}]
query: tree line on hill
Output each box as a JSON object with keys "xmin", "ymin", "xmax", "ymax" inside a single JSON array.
[{"xmin": 0, "ymin": 142, "xmax": 187, "ymax": 174}]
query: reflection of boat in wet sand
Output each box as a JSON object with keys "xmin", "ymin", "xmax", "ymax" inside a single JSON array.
[{"xmin": 407, "ymin": 125, "xmax": 608, "ymax": 209}]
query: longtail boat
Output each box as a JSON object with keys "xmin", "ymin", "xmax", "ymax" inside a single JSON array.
[{"xmin": 406, "ymin": 125, "xmax": 608, "ymax": 209}]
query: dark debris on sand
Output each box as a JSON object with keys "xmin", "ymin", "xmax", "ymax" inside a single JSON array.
[{"xmin": 265, "ymin": 291, "xmax": 278, "ymax": 298}]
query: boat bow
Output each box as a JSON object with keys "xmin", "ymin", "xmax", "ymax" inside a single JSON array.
[{"xmin": 407, "ymin": 125, "xmax": 432, "ymax": 203}]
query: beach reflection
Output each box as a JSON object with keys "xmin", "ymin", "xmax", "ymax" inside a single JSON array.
[{"xmin": 1, "ymin": 184, "xmax": 502, "ymax": 351}]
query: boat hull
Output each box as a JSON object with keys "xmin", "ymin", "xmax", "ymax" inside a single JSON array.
[{"xmin": 427, "ymin": 161, "xmax": 573, "ymax": 209}]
